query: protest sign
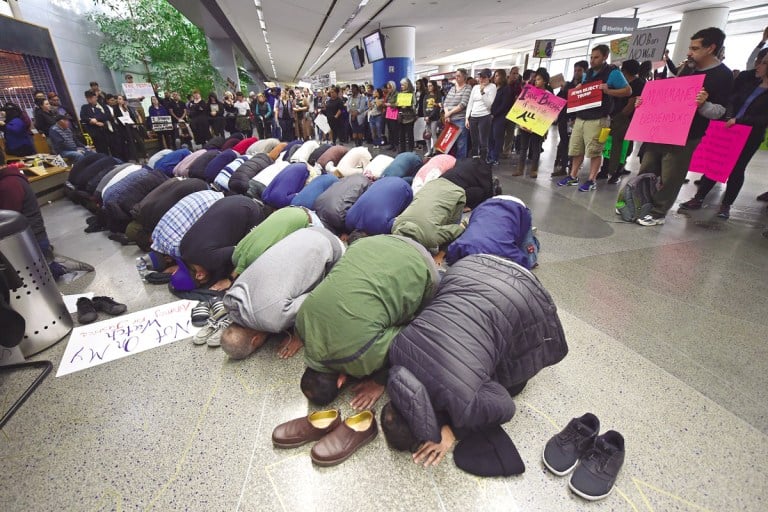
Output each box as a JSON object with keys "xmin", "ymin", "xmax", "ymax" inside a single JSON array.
[
  {"xmin": 151, "ymin": 115, "xmax": 173, "ymax": 131},
  {"xmin": 625, "ymin": 74, "xmax": 704, "ymax": 146},
  {"xmin": 533, "ymin": 39, "xmax": 556, "ymax": 58},
  {"xmin": 506, "ymin": 84, "xmax": 567, "ymax": 136},
  {"xmin": 689, "ymin": 120, "xmax": 752, "ymax": 183},
  {"xmin": 396, "ymin": 92, "xmax": 413, "ymax": 107},
  {"xmin": 385, "ymin": 106, "xmax": 399, "ymax": 120},
  {"xmin": 314, "ymin": 113, "xmax": 331, "ymax": 134},
  {"xmin": 122, "ymin": 82, "xmax": 154, "ymax": 100},
  {"xmin": 610, "ymin": 37, "xmax": 631, "ymax": 65},
  {"xmin": 567, "ymin": 82, "xmax": 603, "ymax": 113},
  {"xmin": 434, "ymin": 121, "xmax": 461, "ymax": 154},
  {"xmin": 626, "ymin": 26, "xmax": 671, "ymax": 64},
  {"xmin": 549, "ymin": 73, "xmax": 565, "ymax": 89},
  {"xmin": 56, "ymin": 300, "xmax": 199, "ymax": 377}
]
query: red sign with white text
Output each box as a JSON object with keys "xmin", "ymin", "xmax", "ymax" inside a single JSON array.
[{"xmin": 567, "ymin": 82, "xmax": 604, "ymax": 113}]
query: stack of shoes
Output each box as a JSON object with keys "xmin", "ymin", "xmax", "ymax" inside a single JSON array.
[
  {"xmin": 543, "ymin": 413, "xmax": 626, "ymax": 501},
  {"xmin": 76, "ymin": 296, "xmax": 128, "ymax": 324},
  {"xmin": 272, "ymin": 409, "xmax": 378, "ymax": 467},
  {"xmin": 192, "ymin": 299, "xmax": 229, "ymax": 347}
]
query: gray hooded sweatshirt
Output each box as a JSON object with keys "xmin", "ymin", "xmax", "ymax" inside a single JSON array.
[{"xmin": 223, "ymin": 226, "xmax": 345, "ymax": 333}]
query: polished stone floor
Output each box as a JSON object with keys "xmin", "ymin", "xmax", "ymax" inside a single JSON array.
[{"xmin": 1, "ymin": 135, "xmax": 767, "ymax": 511}]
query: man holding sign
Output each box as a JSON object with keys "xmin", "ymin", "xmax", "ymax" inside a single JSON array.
[
  {"xmin": 558, "ymin": 44, "xmax": 631, "ymax": 192},
  {"xmin": 634, "ymin": 27, "xmax": 733, "ymax": 226}
]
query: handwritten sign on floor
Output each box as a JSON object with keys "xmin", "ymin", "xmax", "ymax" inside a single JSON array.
[{"xmin": 56, "ymin": 300, "xmax": 200, "ymax": 377}]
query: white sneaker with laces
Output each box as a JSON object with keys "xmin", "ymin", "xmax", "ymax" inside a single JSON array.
[
  {"xmin": 207, "ymin": 315, "xmax": 232, "ymax": 347},
  {"xmin": 636, "ymin": 214, "xmax": 665, "ymax": 226}
]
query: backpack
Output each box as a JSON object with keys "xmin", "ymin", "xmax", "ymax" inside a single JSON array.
[{"xmin": 615, "ymin": 173, "xmax": 660, "ymax": 222}]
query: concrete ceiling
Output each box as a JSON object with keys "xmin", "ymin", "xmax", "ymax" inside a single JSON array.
[{"xmin": 172, "ymin": 0, "xmax": 766, "ymax": 84}]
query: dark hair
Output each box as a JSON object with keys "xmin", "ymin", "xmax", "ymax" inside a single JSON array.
[
  {"xmin": 84, "ymin": 90, "xmax": 96, "ymax": 98},
  {"xmin": 208, "ymin": 92, "xmax": 219, "ymax": 102},
  {"xmin": 621, "ymin": 59, "xmax": 641, "ymax": 76},
  {"xmin": 89, "ymin": 81, "xmax": 99, "ymax": 87},
  {"xmin": 105, "ymin": 93, "xmax": 116, "ymax": 101},
  {"xmin": 574, "ymin": 60, "xmax": 589, "ymax": 71},
  {"xmin": 351, "ymin": 84, "xmax": 360, "ymax": 93},
  {"xmin": 535, "ymin": 69, "xmax": 550, "ymax": 84},
  {"xmin": 592, "ymin": 44, "xmax": 610, "ymax": 58},
  {"xmin": 2, "ymin": 103, "xmax": 22, "ymax": 122},
  {"xmin": 691, "ymin": 27, "xmax": 726, "ymax": 55},
  {"xmin": 300, "ymin": 367, "xmax": 340, "ymax": 405},
  {"xmin": 381, "ymin": 401, "xmax": 420, "ymax": 452},
  {"xmin": 522, "ymin": 69, "xmax": 535, "ymax": 81},
  {"xmin": 757, "ymin": 47, "xmax": 768, "ymax": 62},
  {"xmin": 347, "ymin": 230, "xmax": 369, "ymax": 245},
  {"xmin": 638, "ymin": 61, "xmax": 653, "ymax": 79}
]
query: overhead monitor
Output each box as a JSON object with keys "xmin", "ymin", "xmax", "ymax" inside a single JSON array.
[
  {"xmin": 363, "ymin": 30, "xmax": 386, "ymax": 63},
  {"xmin": 351, "ymin": 45, "xmax": 365, "ymax": 69}
]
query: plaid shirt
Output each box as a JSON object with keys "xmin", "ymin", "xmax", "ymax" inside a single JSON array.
[{"xmin": 151, "ymin": 190, "xmax": 222, "ymax": 257}]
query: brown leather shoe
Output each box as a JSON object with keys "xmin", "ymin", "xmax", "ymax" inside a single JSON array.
[
  {"xmin": 272, "ymin": 409, "xmax": 341, "ymax": 448},
  {"xmin": 310, "ymin": 410, "xmax": 378, "ymax": 467}
]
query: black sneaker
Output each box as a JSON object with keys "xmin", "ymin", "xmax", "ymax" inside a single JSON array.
[
  {"xmin": 543, "ymin": 413, "xmax": 599, "ymax": 476},
  {"xmin": 76, "ymin": 297, "xmax": 98, "ymax": 324},
  {"xmin": 569, "ymin": 430, "xmax": 625, "ymax": 501},
  {"xmin": 191, "ymin": 300, "xmax": 211, "ymax": 327},
  {"xmin": 92, "ymin": 296, "xmax": 127, "ymax": 316}
]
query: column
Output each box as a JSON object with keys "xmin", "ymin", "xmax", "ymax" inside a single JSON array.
[
  {"xmin": 206, "ymin": 36, "xmax": 239, "ymax": 93},
  {"xmin": 671, "ymin": 8, "xmax": 729, "ymax": 66},
  {"xmin": 371, "ymin": 26, "xmax": 415, "ymax": 87}
]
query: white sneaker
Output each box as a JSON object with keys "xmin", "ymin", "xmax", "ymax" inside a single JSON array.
[
  {"xmin": 636, "ymin": 214, "xmax": 665, "ymax": 226},
  {"xmin": 207, "ymin": 315, "xmax": 232, "ymax": 347},
  {"xmin": 193, "ymin": 319, "xmax": 219, "ymax": 345}
]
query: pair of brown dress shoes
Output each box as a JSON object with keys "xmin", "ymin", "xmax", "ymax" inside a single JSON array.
[{"xmin": 272, "ymin": 409, "xmax": 378, "ymax": 467}]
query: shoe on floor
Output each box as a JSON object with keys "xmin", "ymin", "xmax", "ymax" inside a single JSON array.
[
  {"xmin": 145, "ymin": 271, "xmax": 172, "ymax": 284},
  {"xmin": 607, "ymin": 175, "xmax": 620, "ymax": 185},
  {"xmin": 543, "ymin": 413, "xmax": 600, "ymax": 476},
  {"xmin": 595, "ymin": 170, "xmax": 609, "ymax": 180},
  {"xmin": 272, "ymin": 409, "xmax": 342, "ymax": 448},
  {"xmin": 209, "ymin": 299, "xmax": 227, "ymax": 322},
  {"xmin": 568, "ymin": 430, "xmax": 625, "ymax": 501},
  {"xmin": 206, "ymin": 315, "xmax": 231, "ymax": 347},
  {"xmin": 310, "ymin": 410, "xmax": 378, "ymax": 466},
  {"xmin": 578, "ymin": 180, "xmax": 596, "ymax": 192},
  {"xmin": 191, "ymin": 301, "xmax": 211, "ymax": 328},
  {"xmin": 92, "ymin": 296, "xmax": 127, "ymax": 316},
  {"xmin": 76, "ymin": 297, "xmax": 98, "ymax": 324},
  {"xmin": 636, "ymin": 214, "xmax": 665, "ymax": 226},
  {"xmin": 557, "ymin": 176, "xmax": 579, "ymax": 187},
  {"xmin": 678, "ymin": 197, "xmax": 703, "ymax": 210},
  {"xmin": 717, "ymin": 204, "xmax": 730, "ymax": 219},
  {"xmin": 193, "ymin": 318, "xmax": 219, "ymax": 345}
]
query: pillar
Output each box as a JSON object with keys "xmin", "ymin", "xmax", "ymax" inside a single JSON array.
[
  {"xmin": 206, "ymin": 36, "xmax": 239, "ymax": 93},
  {"xmin": 372, "ymin": 26, "xmax": 415, "ymax": 88},
  {"xmin": 671, "ymin": 8, "xmax": 729, "ymax": 66}
]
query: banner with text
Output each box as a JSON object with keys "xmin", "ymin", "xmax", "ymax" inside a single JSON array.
[
  {"xmin": 689, "ymin": 121, "xmax": 752, "ymax": 182},
  {"xmin": 56, "ymin": 300, "xmax": 199, "ymax": 377},
  {"xmin": 625, "ymin": 74, "xmax": 705, "ymax": 146},
  {"xmin": 122, "ymin": 82, "xmax": 154, "ymax": 100},
  {"xmin": 507, "ymin": 84, "xmax": 567, "ymax": 136},
  {"xmin": 567, "ymin": 82, "xmax": 603, "ymax": 113},
  {"xmin": 151, "ymin": 116, "xmax": 173, "ymax": 131},
  {"xmin": 626, "ymin": 26, "xmax": 672, "ymax": 65},
  {"xmin": 434, "ymin": 121, "xmax": 461, "ymax": 154}
]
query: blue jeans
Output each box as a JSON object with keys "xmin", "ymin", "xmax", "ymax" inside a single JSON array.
[
  {"xmin": 488, "ymin": 116, "xmax": 507, "ymax": 162},
  {"xmin": 60, "ymin": 150, "xmax": 94, "ymax": 163},
  {"xmin": 451, "ymin": 121, "xmax": 469, "ymax": 159},
  {"xmin": 369, "ymin": 115, "xmax": 384, "ymax": 145}
]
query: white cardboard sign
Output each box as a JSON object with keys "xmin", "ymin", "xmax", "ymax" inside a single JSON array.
[{"xmin": 57, "ymin": 300, "xmax": 199, "ymax": 377}]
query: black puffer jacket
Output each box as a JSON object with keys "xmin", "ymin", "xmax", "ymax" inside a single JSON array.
[
  {"xmin": 68, "ymin": 153, "xmax": 116, "ymax": 190},
  {"xmin": 187, "ymin": 149, "xmax": 220, "ymax": 181},
  {"xmin": 228, "ymin": 153, "xmax": 273, "ymax": 195},
  {"xmin": 388, "ymin": 254, "xmax": 568, "ymax": 442},
  {"xmin": 313, "ymin": 174, "xmax": 371, "ymax": 234}
]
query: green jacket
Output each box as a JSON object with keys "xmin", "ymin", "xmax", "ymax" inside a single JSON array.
[
  {"xmin": 297, "ymin": 235, "xmax": 439, "ymax": 378},
  {"xmin": 391, "ymin": 178, "xmax": 466, "ymax": 251},
  {"xmin": 232, "ymin": 206, "xmax": 310, "ymax": 275}
]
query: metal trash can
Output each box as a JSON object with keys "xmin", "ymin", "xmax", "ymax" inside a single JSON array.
[{"xmin": 0, "ymin": 210, "xmax": 72, "ymax": 356}]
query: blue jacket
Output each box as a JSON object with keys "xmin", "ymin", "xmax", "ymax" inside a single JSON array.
[
  {"xmin": 204, "ymin": 149, "xmax": 239, "ymax": 183},
  {"xmin": 154, "ymin": 148, "xmax": 192, "ymax": 176},
  {"xmin": 262, "ymin": 163, "xmax": 309, "ymax": 209},
  {"xmin": 290, "ymin": 174, "xmax": 338, "ymax": 209},
  {"xmin": 3, "ymin": 118, "xmax": 34, "ymax": 154},
  {"xmin": 381, "ymin": 152, "xmax": 422, "ymax": 179},
  {"xmin": 345, "ymin": 177, "xmax": 413, "ymax": 235},
  {"xmin": 446, "ymin": 197, "xmax": 533, "ymax": 268}
]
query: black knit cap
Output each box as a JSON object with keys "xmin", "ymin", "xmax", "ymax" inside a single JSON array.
[{"xmin": 454, "ymin": 425, "xmax": 525, "ymax": 477}]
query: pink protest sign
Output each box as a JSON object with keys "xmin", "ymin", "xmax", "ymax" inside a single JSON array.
[
  {"xmin": 507, "ymin": 84, "xmax": 567, "ymax": 136},
  {"xmin": 689, "ymin": 120, "xmax": 752, "ymax": 183},
  {"xmin": 625, "ymin": 74, "xmax": 705, "ymax": 146}
]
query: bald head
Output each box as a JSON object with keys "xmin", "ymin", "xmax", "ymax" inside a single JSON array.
[{"xmin": 220, "ymin": 324, "xmax": 268, "ymax": 360}]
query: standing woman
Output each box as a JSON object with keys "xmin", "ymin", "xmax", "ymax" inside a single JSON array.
[
  {"xmin": 207, "ymin": 92, "xmax": 225, "ymax": 138},
  {"xmin": 222, "ymin": 91, "xmax": 238, "ymax": 135},
  {"xmin": 253, "ymin": 93, "xmax": 273, "ymax": 139},
  {"xmin": 233, "ymin": 91, "xmax": 252, "ymax": 137},
  {"xmin": 679, "ymin": 53, "xmax": 768, "ymax": 219},
  {"xmin": 423, "ymin": 81, "xmax": 442, "ymax": 156},
  {"xmin": 384, "ymin": 81, "xmax": 399, "ymax": 150},
  {"xmin": 293, "ymin": 90, "xmax": 309, "ymax": 141},
  {"xmin": 513, "ymin": 70, "xmax": 549, "ymax": 179},
  {"xmin": 148, "ymin": 95, "xmax": 174, "ymax": 150},
  {"xmin": 368, "ymin": 88, "xmax": 385, "ymax": 148},
  {"xmin": 489, "ymin": 69, "xmax": 513, "ymax": 165},
  {"xmin": 277, "ymin": 90, "xmax": 295, "ymax": 142},
  {"xmin": 114, "ymin": 95, "xmax": 146, "ymax": 162},
  {"xmin": 394, "ymin": 78, "xmax": 417, "ymax": 153},
  {"xmin": 347, "ymin": 84, "xmax": 368, "ymax": 147},
  {"xmin": 187, "ymin": 90, "xmax": 210, "ymax": 147}
]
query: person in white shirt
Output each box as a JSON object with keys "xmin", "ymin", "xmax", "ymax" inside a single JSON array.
[{"xmin": 465, "ymin": 68, "xmax": 497, "ymax": 159}]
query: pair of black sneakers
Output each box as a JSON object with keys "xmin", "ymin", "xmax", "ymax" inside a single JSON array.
[
  {"xmin": 76, "ymin": 296, "xmax": 127, "ymax": 324},
  {"xmin": 542, "ymin": 413, "xmax": 625, "ymax": 501}
]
